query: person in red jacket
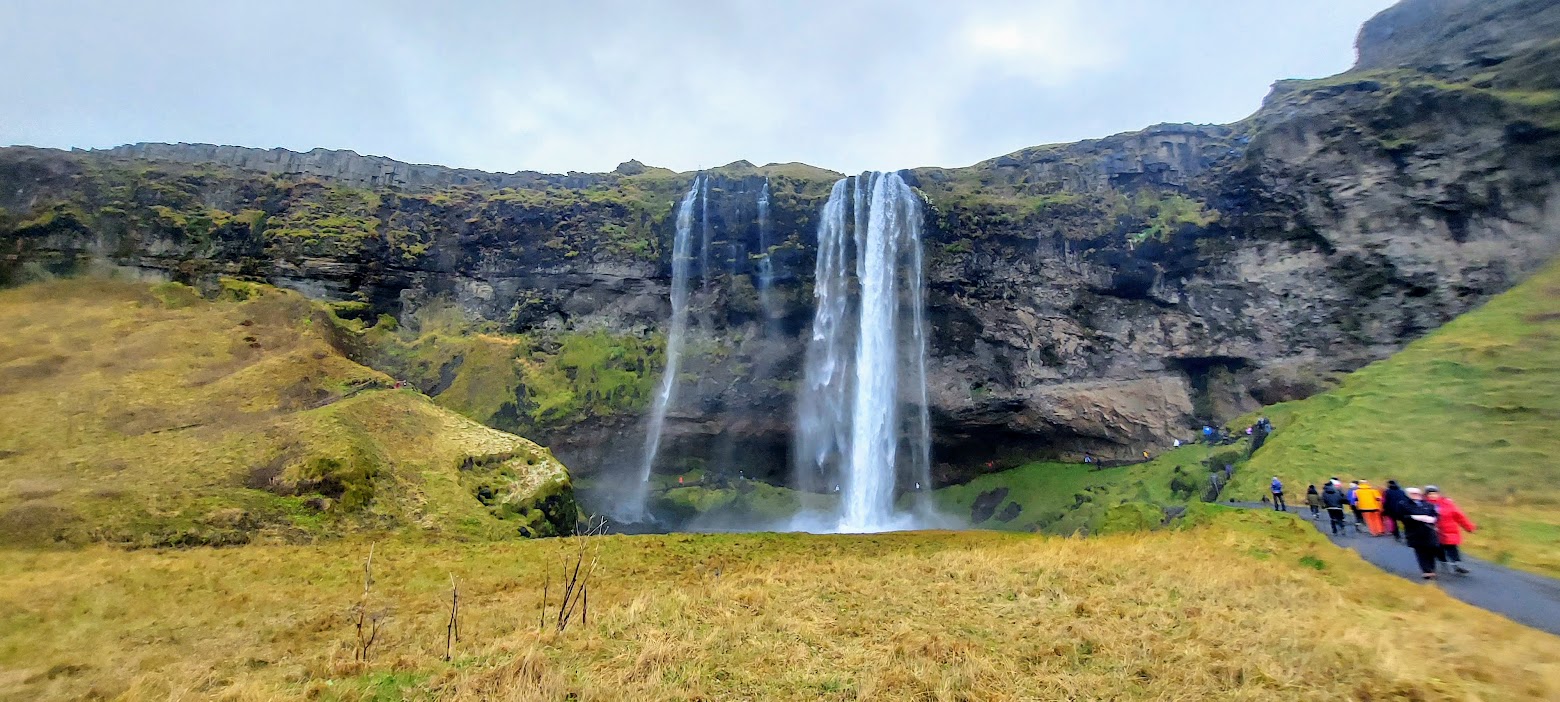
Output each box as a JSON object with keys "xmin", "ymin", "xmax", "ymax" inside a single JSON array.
[{"xmin": 1425, "ymin": 486, "xmax": 1476, "ymax": 575}]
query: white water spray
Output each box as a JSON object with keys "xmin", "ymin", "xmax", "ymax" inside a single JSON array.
[
  {"xmin": 794, "ymin": 172, "xmax": 935, "ymax": 532},
  {"xmin": 756, "ymin": 179, "xmax": 779, "ymax": 326},
  {"xmin": 623, "ymin": 176, "xmax": 702, "ymax": 522}
]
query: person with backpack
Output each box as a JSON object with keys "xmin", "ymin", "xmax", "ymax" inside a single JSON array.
[
  {"xmin": 1401, "ymin": 487, "xmax": 1442, "ymax": 580},
  {"xmin": 1425, "ymin": 486, "xmax": 1476, "ymax": 574},
  {"xmin": 1305, "ymin": 485, "xmax": 1321, "ymax": 519},
  {"xmin": 1321, "ymin": 483, "xmax": 1350, "ymax": 535},
  {"xmin": 1355, "ymin": 480, "xmax": 1384, "ymax": 536},
  {"xmin": 1269, "ymin": 476, "xmax": 1286, "ymax": 512},
  {"xmin": 1382, "ymin": 480, "xmax": 1410, "ymax": 542}
]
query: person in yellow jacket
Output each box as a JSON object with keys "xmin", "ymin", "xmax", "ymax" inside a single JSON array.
[{"xmin": 1355, "ymin": 479, "xmax": 1385, "ymax": 536}]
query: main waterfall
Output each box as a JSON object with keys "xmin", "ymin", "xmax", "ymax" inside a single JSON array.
[
  {"xmin": 795, "ymin": 171, "xmax": 935, "ymax": 532},
  {"xmin": 621, "ymin": 176, "xmax": 703, "ymax": 522}
]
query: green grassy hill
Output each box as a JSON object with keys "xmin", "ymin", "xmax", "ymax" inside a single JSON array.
[
  {"xmin": 1228, "ymin": 259, "xmax": 1560, "ymax": 576},
  {"xmin": 0, "ymin": 277, "xmax": 575, "ymax": 547},
  {"xmin": 932, "ymin": 441, "xmax": 1247, "ymax": 534}
]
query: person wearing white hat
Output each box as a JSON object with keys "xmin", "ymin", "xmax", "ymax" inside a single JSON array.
[{"xmin": 1400, "ymin": 487, "xmax": 1442, "ymax": 580}]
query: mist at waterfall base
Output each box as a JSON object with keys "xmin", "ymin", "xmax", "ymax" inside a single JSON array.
[{"xmin": 612, "ymin": 171, "xmax": 954, "ymax": 534}]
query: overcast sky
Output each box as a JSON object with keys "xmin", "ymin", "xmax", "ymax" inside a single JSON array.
[{"xmin": 1, "ymin": 0, "xmax": 1396, "ymax": 175}]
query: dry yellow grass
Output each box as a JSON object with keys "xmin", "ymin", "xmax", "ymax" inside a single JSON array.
[{"xmin": 1, "ymin": 509, "xmax": 1555, "ymax": 700}]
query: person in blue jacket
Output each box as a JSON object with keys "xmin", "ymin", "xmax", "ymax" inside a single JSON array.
[{"xmin": 1270, "ymin": 476, "xmax": 1286, "ymax": 511}]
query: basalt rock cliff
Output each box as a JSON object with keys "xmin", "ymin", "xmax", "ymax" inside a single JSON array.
[{"xmin": 3, "ymin": 0, "xmax": 1558, "ymax": 494}]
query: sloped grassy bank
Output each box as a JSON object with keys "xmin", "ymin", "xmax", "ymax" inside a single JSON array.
[
  {"xmin": 0, "ymin": 277, "xmax": 575, "ymax": 546},
  {"xmin": 1227, "ymin": 259, "xmax": 1560, "ymax": 577}
]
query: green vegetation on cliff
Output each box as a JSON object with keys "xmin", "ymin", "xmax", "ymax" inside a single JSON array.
[
  {"xmin": 0, "ymin": 277, "xmax": 574, "ymax": 547},
  {"xmin": 341, "ymin": 300, "xmax": 662, "ymax": 433},
  {"xmin": 1227, "ymin": 259, "xmax": 1560, "ymax": 576}
]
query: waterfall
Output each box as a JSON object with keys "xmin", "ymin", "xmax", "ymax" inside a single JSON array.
[
  {"xmin": 699, "ymin": 178, "xmax": 713, "ymax": 290},
  {"xmin": 794, "ymin": 171, "xmax": 933, "ymax": 532},
  {"xmin": 756, "ymin": 179, "xmax": 779, "ymax": 327},
  {"xmin": 622, "ymin": 176, "xmax": 702, "ymax": 522},
  {"xmin": 795, "ymin": 179, "xmax": 853, "ymax": 495}
]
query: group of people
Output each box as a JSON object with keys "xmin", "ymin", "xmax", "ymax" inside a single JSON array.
[{"xmin": 1288, "ymin": 477, "xmax": 1477, "ymax": 580}]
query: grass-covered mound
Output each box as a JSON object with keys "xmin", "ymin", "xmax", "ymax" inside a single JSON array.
[
  {"xmin": 0, "ymin": 278, "xmax": 575, "ymax": 547},
  {"xmin": 934, "ymin": 441, "xmax": 1247, "ymax": 534},
  {"xmin": 2, "ymin": 508, "xmax": 1556, "ymax": 700},
  {"xmin": 1228, "ymin": 259, "xmax": 1560, "ymax": 576}
]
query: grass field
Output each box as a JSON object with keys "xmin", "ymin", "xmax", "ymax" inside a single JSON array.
[
  {"xmin": 2, "ymin": 507, "xmax": 1557, "ymax": 701},
  {"xmin": 932, "ymin": 441, "xmax": 1247, "ymax": 534},
  {"xmin": 0, "ymin": 278, "xmax": 572, "ymax": 546},
  {"xmin": 1226, "ymin": 259, "xmax": 1560, "ymax": 576}
]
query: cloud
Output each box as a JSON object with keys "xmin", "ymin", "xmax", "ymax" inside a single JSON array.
[
  {"xmin": 957, "ymin": 1, "xmax": 1117, "ymax": 87},
  {"xmin": 0, "ymin": 0, "xmax": 1397, "ymax": 175}
]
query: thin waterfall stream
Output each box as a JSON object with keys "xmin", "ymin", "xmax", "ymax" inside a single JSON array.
[{"xmin": 622, "ymin": 176, "xmax": 703, "ymax": 522}]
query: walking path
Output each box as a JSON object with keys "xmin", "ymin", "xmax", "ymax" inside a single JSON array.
[{"xmin": 1236, "ymin": 503, "xmax": 1560, "ymax": 636}]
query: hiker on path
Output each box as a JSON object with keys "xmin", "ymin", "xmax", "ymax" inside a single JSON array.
[
  {"xmin": 1382, "ymin": 480, "xmax": 1410, "ymax": 542},
  {"xmin": 1305, "ymin": 485, "xmax": 1321, "ymax": 519},
  {"xmin": 1401, "ymin": 487, "xmax": 1442, "ymax": 580},
  {"xmin": 1425, "ymin": 486, "xmax": 1476, "ymax": 575},
  {"xmin": 1270, "ymin": 476, "xmax": 1286, "ymax": 512},
  {"xmin": 1321, "ymin": 483, "xmax": 1349, "ymax": 535},
  {"xmin": 1347, "ymin": 481, "xmax": 1365, "ymax": 534},
  {"xmin": 1355, "ymin": 480, "xmax": 1384, "ymax": 536}
]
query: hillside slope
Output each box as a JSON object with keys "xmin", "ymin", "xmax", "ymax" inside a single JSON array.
[
  {"xmin": 0, "ymin": 277, "xmax": 575, "ymax": 547},
  {"xmin": 1228, "ymin": 258, "xmax": 1560, "ymax": 576}
]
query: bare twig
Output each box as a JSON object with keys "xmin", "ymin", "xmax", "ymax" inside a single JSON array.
[
  {"xmin": 551, "ymin": 515, "xmax": 607, "ymax": 633},
  {"xmin": 539, "ymin": 568, "xmax": 550, "ymax": 632},
  {"xmin": 354, "ymin": 544, "xmax": 379, "ymax": 661},
  {"xmin": 445, "ymin": 573, "xmax": 460, "ymax": 661}
]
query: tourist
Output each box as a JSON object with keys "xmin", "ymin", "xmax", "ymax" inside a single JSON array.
[
  {"xmin": 1382, "ymin": 479, "xmax": 1410, "ymax": 542},
  {"xmin": 1401, "ymin": 487, "xmax": 1442, "ymax": 580},
  {"xmin": 1425, "ymin": 486, "xmax": 1476, "ymax": 575},
  {"xmin": 1348, "ymin": 481, "xmax": 1364, "ymax": 534},
  {"xmin": 1321, "ymin": 482, "xmax": 1349, "ymax": 535},
  {"xmin": 1355, "ymin": 479, "xmax": 1384, "ymax": 536},
  {"xmin": 1269, "ymin": 476, "xmax": 1286, "ymax": 511},
  {"xmin": 1305, "ymin": 484, "xmax": 1321, "ymax": 519}
]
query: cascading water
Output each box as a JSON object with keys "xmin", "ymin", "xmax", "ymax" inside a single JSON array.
[
  {"xmin": 795, "ymin": 179, "xmax": 853, "ymax": 496},
  {"xmin": 794, "ymin": 171, "xmax": 934, "ymax": 532},
  {"xmin": 699, "ymin": 178, "xmax": 713, "ymax": 290},
  {"xmin": 755, "ymin": 178, "xmax": 779, "ymax": 327},
  {"xmin": 622, "ymin": 176, "xmax": 702, "ymax": 522}
]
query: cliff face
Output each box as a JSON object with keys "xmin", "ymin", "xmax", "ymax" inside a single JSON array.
[{"xmin": 3, "ymin": 0, "xmax": 1558, "ymax": 494}]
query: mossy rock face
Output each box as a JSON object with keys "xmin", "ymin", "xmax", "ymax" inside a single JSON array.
[
  {"xmin": 649, "ymin": 480, "xmax": 834, "ymax": 527},
  {"xmin": 463, "ymin": 450, "xmax": 578, "ymax": 537}
]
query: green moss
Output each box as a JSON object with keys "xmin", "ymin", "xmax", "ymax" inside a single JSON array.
[
  {"xmin": 1097, "ymin": 502, "xmax": 1163, "ymax": 535},
  {"xmin": 149, "ymin": 281, "xmax": 202, "ymax": 309},
  {"xmin": 218, "ymin": 277, "xmax": 268, "ymax": 302},
  {"xmin": 934, "ymin": 441, "xmax": 1247, "ymax": 535},
  {"xmin": 1120, "ymin": 191, "xmax": 1219, "ymax": 244}
]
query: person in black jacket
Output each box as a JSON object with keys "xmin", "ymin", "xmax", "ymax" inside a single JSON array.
[
  {"xmin": 1400, "ymin": 487, "xmax": 1442, "ymax": 580},
  {"xmin": 1321, "ymin": 483, "xmax": 1350, "ymax": 535},
  {"xmin": 1382, "ymin": 480, "xmax": 1411, "ymax": 542}
]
